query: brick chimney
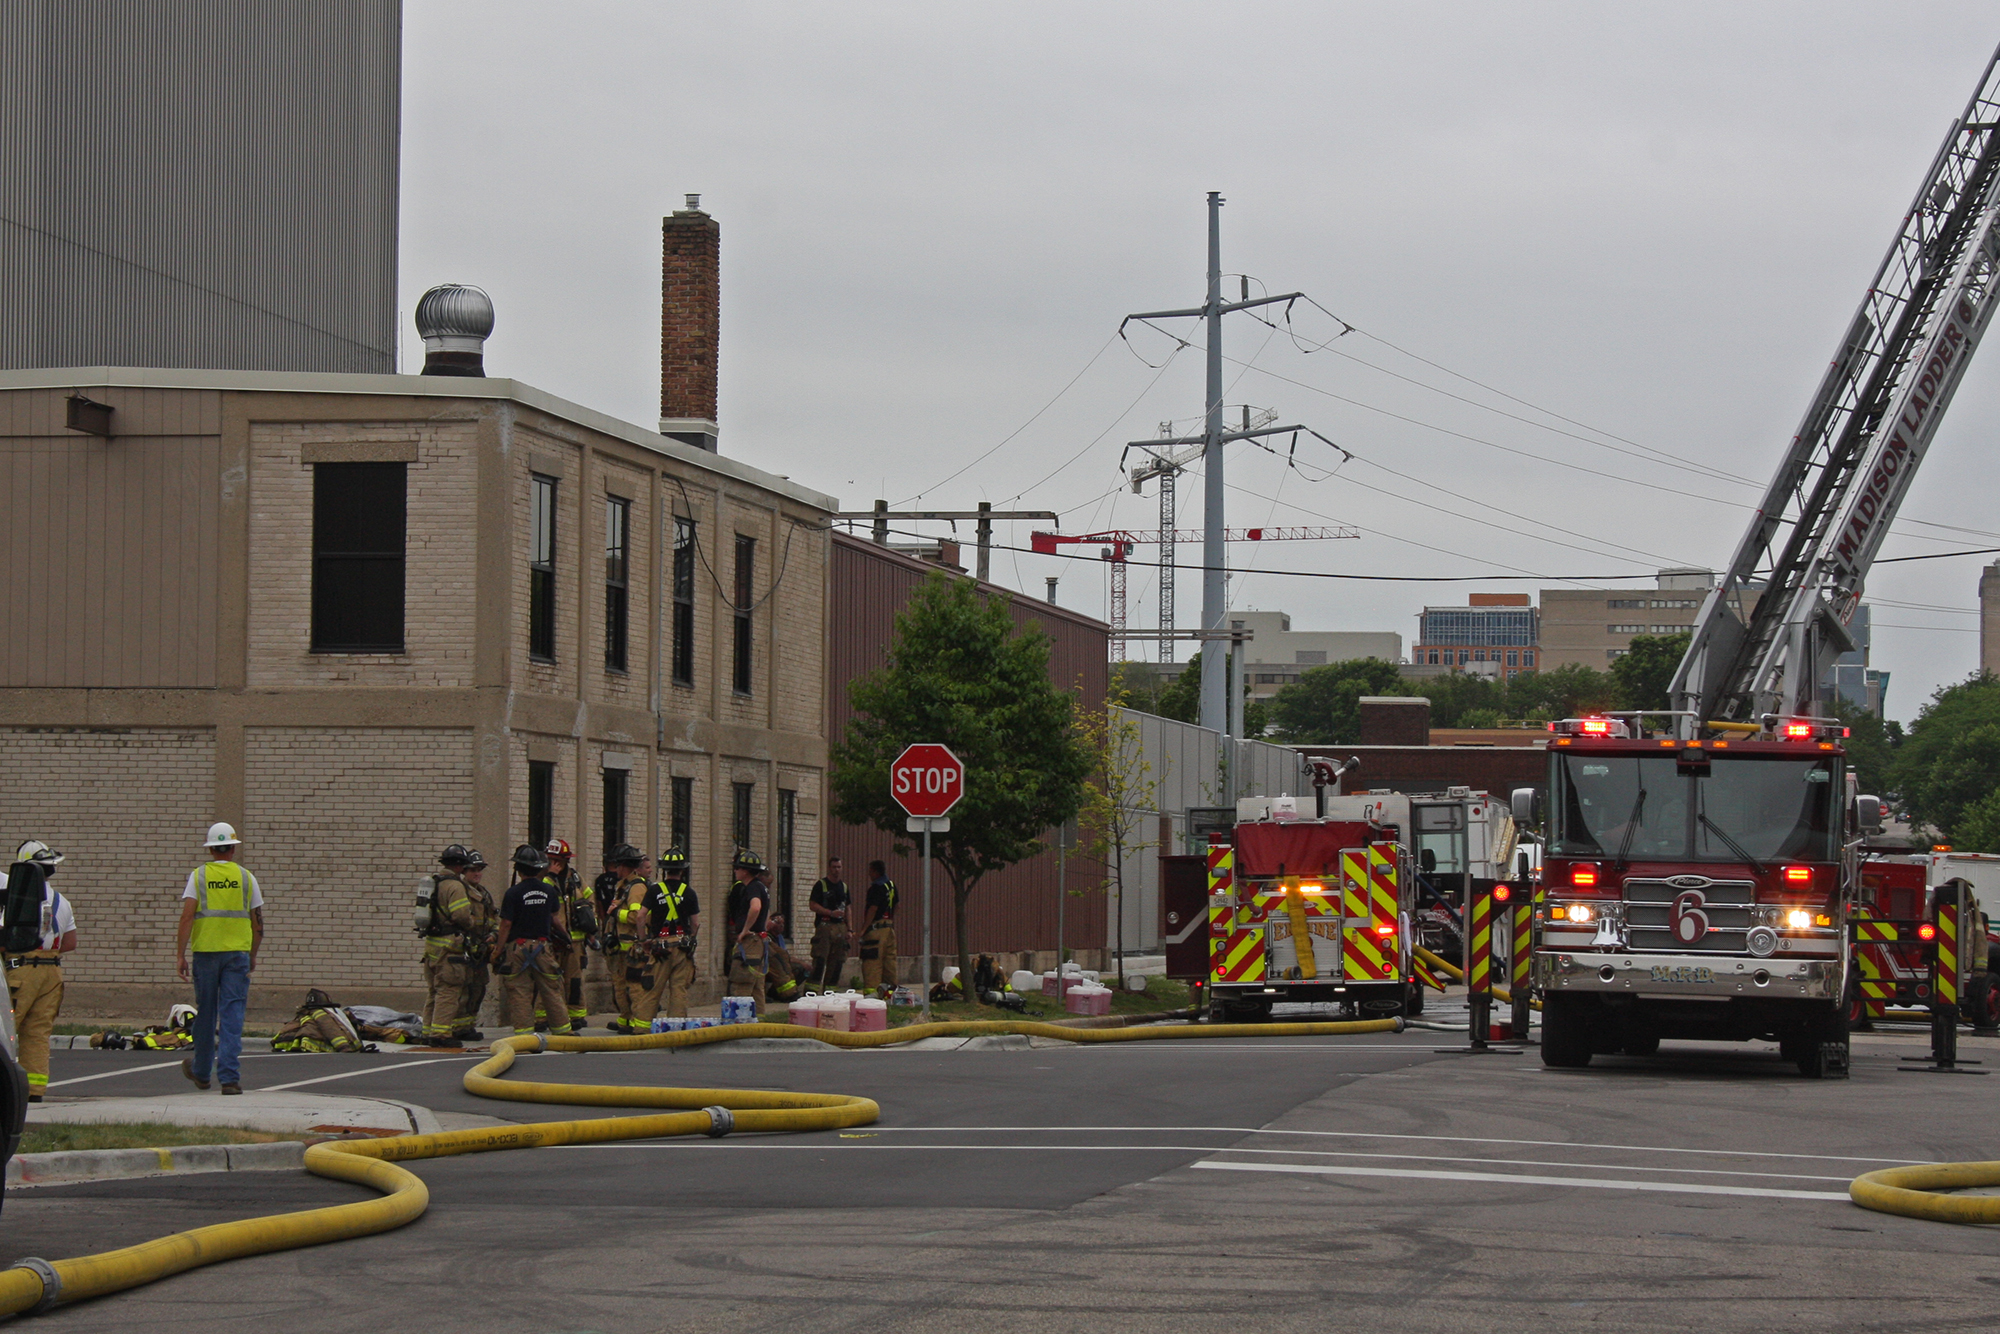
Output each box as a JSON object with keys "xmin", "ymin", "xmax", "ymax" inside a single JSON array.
[
  {"xmin": 1358, "ymin": 696, "xmax": 1431, "ymax": 746},
  {"xmin": 660, "ymin": 194, "xmax": 720, "ymax": 452}
]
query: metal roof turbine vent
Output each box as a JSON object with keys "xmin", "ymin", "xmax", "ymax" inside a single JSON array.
[{"xmin": 414, "ymin": 284, "xmax": 495, "ymax": 377}]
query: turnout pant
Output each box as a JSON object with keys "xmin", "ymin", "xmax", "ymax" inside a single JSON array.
[
  {"xmin": 727, "ymin": 936, "xmax": 768, "ymax": 1007},
  {"xmin": 421, "ymin": 949, "xmax": 467, "ymax": 1038},
  {"xmin": 607, "ymin": 946, "xmax": 652, "ymax": 1030},
  {"xmin": 765, "ymin": 947, "xmax": 811, "ymax": 1003},
  {"xmin": 455, "ymin": 960, "xmax": 489, "ymax": 1037},
  {"xmin": 562, "ymin": 936, "xmax": 588, "ymax": 1028},
  {"xmin": 5, "ymin": 956, "xmax": 61, "ymax": 1095},
  {"xmin": 648, "ymin": 948, "xmax": 697, "ymax": 1018},
  {"xmin": 859, "ymin": 922, "xmax": 898, "ymax": 992},
  {"xmin": 501, "ymin": 940, "xmax": 566, "ymax": 1035},
  {"xmin": 811, "ymin": 922, "xmax": 850, "ymax": 989}
]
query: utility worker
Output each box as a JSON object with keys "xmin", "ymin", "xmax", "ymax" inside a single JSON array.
[
  {"xmin": 419, "ymin": 845, "xmax": 478, "ymax": 1049},
  {"xmin": 725, "ymin": 849, "xmax": 772, "ymax": 1008},
  {"xmin": 807, "ymin": 856, "xmax": 851, "ymax": 990},
  {"xmin": 453, "ymin": 849, "xmax": 496, "ymax": 1043},
  {"xmin": 176, "ymin": 822, "xmax": 263, "ymax": 1096},
  {"xmin": 544, "ymin": 839, "xmax": 592, "ymax": 1034},
  {"xmin": 602, "ymin": 845, "xmax": 654, "ymax": 1033},
  {"xmin": 5, "ymin": 841, "xmax": 77, "ymax": 1102},
  {"xmin": 495, "ymin": 844, "xmax": 565, "ymax": 1037},
  {"xmin": 646, "ymin": 847, "xmax": 700, "ymax": 1019},
  {"xmin": 858, "ymin": 858, "xmax": 898, "ymax": 995}
]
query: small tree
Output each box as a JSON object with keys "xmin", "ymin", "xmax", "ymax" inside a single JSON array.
[
  {"xmin": 1610, "ymin": 633, "xmax": 1692, "ymax": 713},
  {"xmin": 1266, "ymin": 658, "xmax": 1405, "ymax": 743},
  {"xmin": 830, "ymin": 573, "xmax": 1093, "ymax": 1001},
  {"xmin": 1076, "ymin": 697, "xmax": 1163, "ymax": 989}
]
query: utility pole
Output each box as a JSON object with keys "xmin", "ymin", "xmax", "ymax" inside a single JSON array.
[
  {"xmin": 1122, "ymin": 194, "xmax": 1310, "ymax": 735},
  {"xmin": 840, "ymin": 504, "xmax": 1059, "ymax": 583}
]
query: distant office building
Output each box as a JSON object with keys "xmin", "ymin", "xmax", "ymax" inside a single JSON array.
[
  {"xmin": 1538, "ymin": 569, "xmax": 1716, "ymax": 670},
  {"xmin": 1983, "ymin": 562, "xmax": 2000, "ymax": 677},
  {"xmin": 1413, "ymin": 594, "xmax": 1539, "ymax": 678},
  {"xmin": 1829, "ymin": 604, "xmax": 1889, "ymax": 717},
  {"xmin": 1224, "ymin": 611, "xmax": 1402, "ymax": 703},
  {"xmin": 0, "ymin": 1, "xmax": 401, "ymax": 373}
]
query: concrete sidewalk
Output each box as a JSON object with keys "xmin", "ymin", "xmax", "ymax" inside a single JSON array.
[{"xmin": 31, "ymin": 1091, "xmax": 442, "ymax": 1136}]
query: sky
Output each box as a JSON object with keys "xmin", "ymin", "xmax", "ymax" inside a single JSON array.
[{"xmin": 400, "ymin": 1, "xmax": 2000, "ymax": 725}]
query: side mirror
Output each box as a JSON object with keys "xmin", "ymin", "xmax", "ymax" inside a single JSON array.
[
  {"xmin": 1515, "ymin": 850, "xmax": 1532, "ymax": 880},
  {"xmin": 1419, "ymin": 848, "xmax": 1437, "ymax": 874},
  {"xmin": 1510, "ymin": 787, "xmax": 1540, "ymax": 825},
  {"xmin": 1856, "ymin": 794, "xmax": 1883, "ymax": 834}
]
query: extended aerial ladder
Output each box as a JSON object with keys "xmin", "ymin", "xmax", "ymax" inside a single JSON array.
[{"xmin": 1672, "ymin": 44, "xmax": 2000, "ymax": 730}]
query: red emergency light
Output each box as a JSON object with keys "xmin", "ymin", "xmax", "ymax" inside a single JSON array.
[
  {"xmin": 1580, "ymin": 719, "xmax": 1613, "ymax": 735},
  {"xmin": 1918, "ymin": 923, "xmax": 1938, "ymax": 941},
  {"xmin": 1571, "ymin": 865, "xmax": 1598, "ymax": 887},
  {"xmin": 1374, "ymin": 924, "xmax": 1395, "ymax": 936},
  {"xmin": 1782, "ymin": 866, "xmax": 1812, "ymax": 885},
  {"xmin": 1783, "ymin": 722, "xmax": 1813, "ymax": 739},
  {"xmin": 1493, "ymin": 884, "xmax": 1513, "ymax": 903}
]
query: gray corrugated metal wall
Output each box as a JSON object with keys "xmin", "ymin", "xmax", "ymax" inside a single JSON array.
[{"xmin": 0, "ymin": 0, "xmax": 400, "ymax": 373}]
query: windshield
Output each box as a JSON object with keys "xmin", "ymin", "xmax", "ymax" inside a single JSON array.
[{"xmin": 1550, "ymin": 752, "xmax": 1840, "ymax": 864}]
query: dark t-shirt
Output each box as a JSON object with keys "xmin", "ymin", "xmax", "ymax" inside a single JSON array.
[
  {"xmin": 809, "ymin": 878, "xmax": 850, "ymax": 919},
  {"xmin": 649, "ymin": 880, "xmax": 700, "ymax": 935},
  {"xmin": 726, "ymin": 878, "xmax": 771, "ymax": 937},
  {"xmin": 866, "ymin": 877, "xmax": 897, "ymax": 922},
  {"xmin": 502, "ymin": 877, "xmax": 559, "ymax": 940}
]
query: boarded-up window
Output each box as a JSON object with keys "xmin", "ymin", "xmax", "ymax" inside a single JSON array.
[{"xmin": 311, "ymin": 462, "xmax": 405, "ymax": 653}]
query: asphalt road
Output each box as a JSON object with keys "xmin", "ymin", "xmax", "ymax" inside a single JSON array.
[{"xmin": 9, "ymin": 1022, "xmax": 2000, "ymax": 1333}]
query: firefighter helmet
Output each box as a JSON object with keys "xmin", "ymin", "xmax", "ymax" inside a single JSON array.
[
  {"xmin": 545, "ymin": 838, "xmax": 573, "ymax": 864},
  {"xmin": 463, "ymin": 847, "xmax": 488, "ymax": 870},
  {"xmin": 13, "ymin": 840, "xmax": 62, "ymax": 868},
  {"xmin": 659, "ymin": 845, "xmax": 688, "ymax": 867},
  {"xmin": 732, "ymin": 848, "xmax": 765, "ymax": 873},
  {"xmin": 438, "ymin": 844, "xmax": 473, "ymax": 868},
  {"xmin": 606, "ymin": 842, "xmax": 645, "ymax": 868},
  {"xmin": 512, "ymin": 844, "xmax": 550, "ymax": 873},
  {"xmin": 167, "ymin": 1003, "xmax": 198, "ymax": 1031}
]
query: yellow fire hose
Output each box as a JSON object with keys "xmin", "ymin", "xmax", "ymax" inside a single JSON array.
[
  {"xmin": 1415, "ymin": 946, "xmax": 1542, "ymax": 1011},
  {"xmin": 1850, "ymin": 1162, "xmax": 2000, "ymax": 1224},
  {"xmin": 0, "ymin": 1015, "xmax": 1403, "ymax": 1314}
]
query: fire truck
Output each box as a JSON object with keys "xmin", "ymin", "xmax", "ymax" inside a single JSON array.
[
  {"xmin": 1192, "ymin": 797, "xmax": 1421, "ymax": 1023},
  {"xmin": 1516, "ymin": 45, "xmax": 2000, "ymax": 1078},
  {"xmin": 1849, "ymin": 849, "xmax": 1999, "ymax": 1030}
]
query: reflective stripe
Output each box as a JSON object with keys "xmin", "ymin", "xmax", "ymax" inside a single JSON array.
[{"xmin": 191, "ymin": 863, "xmax": 254, "ymax": 952}]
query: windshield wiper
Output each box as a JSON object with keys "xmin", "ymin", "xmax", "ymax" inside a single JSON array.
[
  {"xmin": 1613, "ymin": 790, "xmax": 1646, "ymax": 870},
  {"xmin": 1699, "ymin": 812, "xmax": 1765, "ymax": 875}
]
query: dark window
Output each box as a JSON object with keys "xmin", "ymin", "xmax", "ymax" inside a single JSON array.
[
  {"xmin": 529, "ymin": 474, "xmax": 557, "ymax": 662},
  {"xmin": 603, "ymin": 767, "xmax": 628, "ymax": 853},
  {"xmin": 777, "ymin": 789, "xmax": 797, "ymax": 931},
  {"xmin": 604, "ymin": 497, "xmax": 630, "ymax": 672},
  {"xmin": 528, "ymin": 761, "xmax": 555, "ymax": 850},
  {"xmin": 672, "ymin": 516, "xmax": 695, "ymax": 686},
  {"xmin": 733, "ymin": 534, "xmax": 755, "ymax": 695},
  {"xmin": 732, "ymin": 781, "xmax": 754, "ymax": 853},
  {"xmin": 671, "ymin": 776, "xmax": 693, "ymax": 855},
  {"xmin": 311, "ymin": 463, "xmax": 405, "ymax": 653}
]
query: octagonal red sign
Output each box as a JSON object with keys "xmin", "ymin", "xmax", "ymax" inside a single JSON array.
[{"xmin": 892, "ymin": 743, "xmax": 964, "ymax": 818}]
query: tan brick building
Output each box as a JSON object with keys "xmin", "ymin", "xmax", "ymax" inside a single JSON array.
[{"xmin": 0, "ymin": 368, "xmax": 833, "ymax": 1012}]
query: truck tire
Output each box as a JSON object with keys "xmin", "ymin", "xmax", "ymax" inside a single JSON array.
[
  {"xmin": 1967, "ymin": 973, "xmax": 2000, "ymax": 1033},
  {"xmin": 1795, "ymin": 1002, "xmax": 1850, "ymax": 1080},
  {"xmin": 1222, "ymin": 998, "xmax": 1271, "ymax": 1024},
  {"xmin": 1541, "ymin": 994, "xmax": 1592, "ymax": 1069},
  {"xmin": 1844, "ymin": 978, "xmax": 1873, "ymax": 1032},
  {"xmin": 1621, "ymin": 1027, "xmax": 1661, "ymax": 1057}
]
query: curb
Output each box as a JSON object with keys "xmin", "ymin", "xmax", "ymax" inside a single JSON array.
[
  {"xmin": 50, "ymin": 1035, "xmax": 276, "ymax": 1052},
  {"xmin": 6, "ymin": 1139, "xmax": 307, "ymax": 1189}
]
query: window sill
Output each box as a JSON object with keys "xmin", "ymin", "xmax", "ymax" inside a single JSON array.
[
  {"xmin": 309, "ymin": 648, "xmax": 408, "ymax": 657},
  {"xmin": 529, "ymin": 655, "xmax": 558, "ymax": 667},
  {"xmin": 605, "ymin": 666, "xmax": 630, "ymax": 677}
]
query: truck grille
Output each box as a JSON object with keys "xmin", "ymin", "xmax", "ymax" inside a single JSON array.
[{"xmin": 1623, "ymin": 877, "xmax": 1756, "ymax": 953}]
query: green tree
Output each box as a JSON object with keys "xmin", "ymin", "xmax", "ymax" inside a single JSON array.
[
  {"xmin": 830, "ymin": 573, "xmax": 1093, "ymax": 1001},
  {"xmin": 1892, "ymin": 673, "xmax": 2000, "ymax": 843},
  {"xmin": 1075, "ymin": 698, "xmax": 1162, "ymax": 988},
  {"xmin": 1504, "ymin": 662, "xmax": 1617, "ymax": 721},
  {"xmin": 1830, "ymin": 698, "xmax": 1902, "ymax": 798},
  {"xmin": 1950, "ymin": 789, "xmax": 2000, "ymax": 854},
  {"xmin": 1151, "ymin": 653, "xmax": 1201, "ymax": 723},
  {"xmin": 1609, "ymin": 633, "xmax": 1691, "ymax": 713},
  {"xmin": 1266, "ymin": 658, "xmax": 1405, "ymax": 744},
  {"xmin": 1414, "ymin": 672, "xmax": 1503, "ymax": 728}
]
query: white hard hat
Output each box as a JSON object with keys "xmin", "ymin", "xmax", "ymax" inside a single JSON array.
[
  {"xmin": 205, "ymin": 822, "xmax": 241, "ymax": 849},
  {"xmin": 14, "ymin": 840, "xmax": 62, "ymax": 867}
]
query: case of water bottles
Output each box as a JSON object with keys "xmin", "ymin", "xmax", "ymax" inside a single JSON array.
[{"xmin": 648, "ymin": 1016, "xmax": 722, "ymax": 1032}]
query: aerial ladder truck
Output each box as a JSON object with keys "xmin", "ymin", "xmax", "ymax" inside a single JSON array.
[{"xmin": 1514, "ymin": 44, "xmax": 2000, "ymax": 1077}]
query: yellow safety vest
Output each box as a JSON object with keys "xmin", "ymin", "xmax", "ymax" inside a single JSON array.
[{"xmin": 191, "ymin": 862, "xmax": 254, "ymax": 952}]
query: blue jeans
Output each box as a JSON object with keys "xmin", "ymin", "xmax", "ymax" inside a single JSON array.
[{"xmin": 191, "ymin": 951, "xmax": 251, "ymax": 1086}]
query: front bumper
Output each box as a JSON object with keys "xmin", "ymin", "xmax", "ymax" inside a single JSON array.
[{"xmin": 1534, "ymin": 951, "xmax": 1842, "ymax": 1000}]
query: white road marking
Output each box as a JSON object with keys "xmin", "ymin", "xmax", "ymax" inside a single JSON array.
[
  {"xmin": 46, "ymin": 1060, "xmax": 186, "ymax": 1088},
  {"xmin": 258, "ymin": 1060, "xmax": 471, "ymax": 1092},
  {"xmin": 1191, "ymin": 1159, "xmax": 1850, "ymax": 1201},
  {"xmin": 830, "ymin": 1125, "xmax": 1920, "ymax": 1165}
]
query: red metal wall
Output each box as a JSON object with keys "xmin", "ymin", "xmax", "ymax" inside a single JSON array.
[{"xmin": 826, "ymin": 533, "xmax": 1109, "ymax": 964}]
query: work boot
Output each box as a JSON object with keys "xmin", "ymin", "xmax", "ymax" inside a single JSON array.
[
  {"xmin": 454, "ymin": 1029, "xmax": 484, "ymax": 1042},
  {"xmin": 182, "ymin": 1058, "xmax": 211, "ymax": 1091},
  {"xmin": 220, "ymin": 1083, "xmax": 241, "ymax": 1096},
  {"xmin": 568, "ymin": 1020, "xmax": 585, "ymax": 1034},
  {"xmin": 28, "ymin": 1094, "xmax": 41, "ymax": 1104},
  {"xmin": 428, "ymin": 1035, "xmax": 464, "ymax": 1049}
]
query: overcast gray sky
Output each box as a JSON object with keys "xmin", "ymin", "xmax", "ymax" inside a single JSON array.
[{"xmin": 401, "ymin": 1, "xmax": 2000, "ymax": 724}]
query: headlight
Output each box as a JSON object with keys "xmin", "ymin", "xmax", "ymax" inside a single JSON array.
[
  {"xmin": 1551, "ymin": 903, "xmax": 1594, "ymax": 924},
  {"xmin": 1785, "ymin": 909, "xmax": 1813, "ymax": 931}
]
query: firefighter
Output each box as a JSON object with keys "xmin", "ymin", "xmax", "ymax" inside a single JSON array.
[
  {"xmin": 762, "ymin": 909, "xmax": 813, "ymax": 1004},
  {"xmin": 544, "ymin": 839, "xmax": 592, "ymax": 1033},
  {"xmin": 858, "ymin": 858, "xmax": 899, "ymax": 995},
  {"xmin": 5, "ymin": 841, "xmax": 77, "ymax": 1102},
  {"xmin": 807, "ymin": 856, "xmax": 851, "ymax": 990},
  {"xmin": 602, "ymin": 845, "xmax": 654, "ymax": 1033},
  {"xmin": 645, "ymin": 847, "xmax": 700, "ymax": 1019},
  {"xmin": 725, "ymin": 849, "xmax": 772, "ymax": 1007},
  {"xmin": 419, "ymin": 845, "xmax": 478, "ymax": 1049},
  {"xmin": 453, "ymin": 849, "xmax": 496, "ymax": 1043},
  {"xmin": 494, "ymin": 844, "xmax": 565, "ymax": 1037}
]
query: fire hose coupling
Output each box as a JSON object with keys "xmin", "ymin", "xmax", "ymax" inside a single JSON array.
[
  {"xmin": 11, "ymin": 1257, "xmax": 61, "ymax": 1314},
  {"xmin": 535, "ymin": 1033, "xmax": 550, "ymax": 1053},
  {"xmin": 703, "ymin": 1106, "xmax": 735, "ymax": 1138}
]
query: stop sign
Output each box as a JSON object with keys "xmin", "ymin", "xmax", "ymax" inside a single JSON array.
[{"xmin": 892, "ymin": 743, "xmax": 964, "ymax": 818}]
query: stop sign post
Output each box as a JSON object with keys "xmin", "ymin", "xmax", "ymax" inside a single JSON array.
[{"xmin": 892, "ymin": 744, "xmax": 963, "ymax": 1021}]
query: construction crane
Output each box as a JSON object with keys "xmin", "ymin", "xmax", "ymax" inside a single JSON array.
[
  {"xmin": 1029, "ymin": 525, "xmax": 1358, "ymax": 659},
  {"xmin": 1672, "ymin": 42, "xmax": 2000, "ymax": 729},
  {"xmin": 1124, "ymin": 408, "xmax": 1281, "ymax": 660}
]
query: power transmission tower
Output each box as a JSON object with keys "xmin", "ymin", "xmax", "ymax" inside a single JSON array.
[{"xmin": 1122, "ymin": 193, "xmax": 1319, "ymax": 735}]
